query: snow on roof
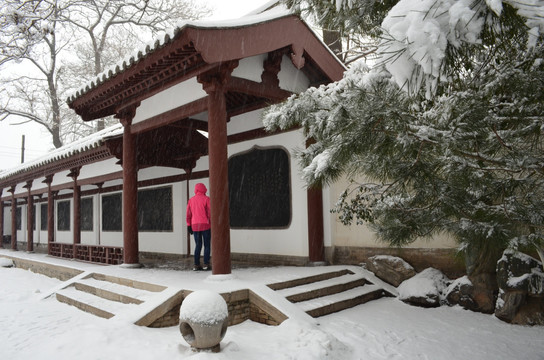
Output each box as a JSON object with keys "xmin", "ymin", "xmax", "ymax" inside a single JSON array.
[
  {"xmin": 0, "ymin": 123, "xmax": 123, "ymax": 181},
  {"xmin": 242, "ymin": 0, "xmax": 285, "ymax": 17},
  {"xmin": 66, "ymin": 6, "xmax": 293, "ymax": 105}
]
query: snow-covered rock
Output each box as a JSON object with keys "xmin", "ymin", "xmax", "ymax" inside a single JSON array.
[
  {"xmin": 444, "ymin": 275, "xmax": 478, "ymax": 310},
  {"xmin": 0, "ymin": 257, "xmax": 14, "ymax": 268},
  {"xmin": 495, "ymin": 250, "xmax": 544, "ymax": 325},
  {"xmin": 365, "ymin": 255, "xmax": 416, "ymax": 287},
  {"xmin": 398, "ymin": 268, "xmax": 450, "ymax": 308},
  {"xmin": 497, "ymin": 250, "xmax": 543, "ymax": 295}
]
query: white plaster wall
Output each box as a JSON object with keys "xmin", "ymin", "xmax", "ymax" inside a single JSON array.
[
  {"xmin": 32, "ymin": 202, "xmax": 43, "ymax": 246},
  {"xmin": 80, "ymin": 195, "xmax": 96, "ymax": 245},
  {"xmin": 132, "ymin": 78, "xmax": 207, "ymax": 125},
  {"xmin": 326, "ymin": 177, "xmax": 458, "ymax": 249},
  {"xmin": 10, "ymin": 183, "xmax": 26, "ymax": 197},
  {"xmin": 138, "ymin": 166, "xmax": 183, "ymax": 182},
  {"xmin": 30, "ymin": 176, "xmax": 48, "ymax": 194},
  {"xmin": 227, "ymin": 130, "xmax": 309, "ymax": 257},
  {"xmin": 278, "ymin": 55, "xmax": 311, "ymax": 93},
  {"xmin": 227, "ymin": 109, "xmax": 264, "ymax": 135},
  {"xmin": 16, "ymin": 204, "xmax": 26, "ymax": 243},
  {"xmin": 99, "ymin": 190, "xmax": 123, "ymax": 247},
  {"xmin": 322, "ymin": 185, "xmax": 332, "ymax": 248},
  {"xmin": 138, "ymin": 182, "xmax": 186, "ymax": 254},
  {"xmin": 50, "ymin": 170, "xmax": 72, "ymax": 189},
  {"xmin": 38, "ymin": 200, "xmax": 48, "ymax": 246},
  {"xmin": 54, "ymin": 198, "xmax": 72, "ymax": 244},
  {"xmin": 78, "ymin": 158, "xmax": 122, "ymax": 181},
  {"xmin": 2, "ymin": 206, "xmax": 10, "ymax": 236},
  {"xmin": 2, "ymin": 202, "xmax": 44, "ymax": 245},
  {"xmin": 94, "ymin": 182, "xmax": 188, "ymax": 254},
  {"xmin": 192, "ymin": 156, "xmax": 210, "ymax": 173},
  {"xmin": 231, "ymin": 54, "xmax": 266, "ymax": 83}
]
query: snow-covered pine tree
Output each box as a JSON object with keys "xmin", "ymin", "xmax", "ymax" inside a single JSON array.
[{"xmin": 267, "ymin": 0, "xmax": 544, "ymax": 269}]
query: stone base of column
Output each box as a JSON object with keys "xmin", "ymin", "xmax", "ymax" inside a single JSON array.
[
  {"xmin": 120, "ymin": 263, "xmax": 143, "ymax": 269},
  {"xmin": 308, "ymin": 261, "xmax": 328, "ymax": 267}
]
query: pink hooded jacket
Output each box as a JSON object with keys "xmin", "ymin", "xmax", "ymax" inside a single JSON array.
[{"xmin": 186, "ymin": 183, "xmax": 211, "ymax": 231}]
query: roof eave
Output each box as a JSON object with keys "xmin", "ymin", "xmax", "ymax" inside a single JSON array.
[{"xmin": 68, "ymin": 14, "xmax": 345, "ymax": 121}]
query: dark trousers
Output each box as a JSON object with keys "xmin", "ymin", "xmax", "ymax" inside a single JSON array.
[{"xmin": 193, "ymin": 229, "xmax": 211, "ymax": 266}]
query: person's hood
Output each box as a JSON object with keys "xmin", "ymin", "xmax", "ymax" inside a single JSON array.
[{"xmin": 195, "ymin": 183, "xmax": 207, "ymax": 195}]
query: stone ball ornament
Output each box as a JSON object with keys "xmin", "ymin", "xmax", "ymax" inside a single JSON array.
[{"xmin": 179, "ymin": 290, "xmax": 229, "ymax": 352}]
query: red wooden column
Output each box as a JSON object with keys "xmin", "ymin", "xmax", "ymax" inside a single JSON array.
[
  {"xmin": 0, "ymin": 189, "xmax": 4, "ymax": 249},
  {"xmin": 118, "ymin": 107, "xmax": 140, "ymax": 267},
  {"xmin": 184, "ymin": 168, "xmax": 192, "ymax": 258},
  {"xmin": 69, "ymin": 168, "xmax": 81, "ymax": 259},
  {"xmin": 307, "ymin": 187, "xmax": 325, "ymax": 263},
  {"xmin": 43, "ymin": 175, "xmax": 55, "ymax": 254},
  {"xmin": 305, "ymin": 139, "xmax": 325, "ymax": 263},
  {"xmin": 198, "ymin": 64, "xmax": 237, "ymax": 275},
  {"xmin": 24, "ymin": 181, "xmax": 34, "ymax": 253},
  {"xmin": 9, "ymin": 186, "xmax": 17, "ymax": 251}
]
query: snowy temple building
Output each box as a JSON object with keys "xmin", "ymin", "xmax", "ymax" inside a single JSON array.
[{"xmin": 0, "ymin": 7, "xmax": 461, "ymax": 276}]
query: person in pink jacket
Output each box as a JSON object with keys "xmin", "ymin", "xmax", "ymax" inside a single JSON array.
[{"xmin": 186, "ymin": 183, "xmax": 211, "ymax": 271}]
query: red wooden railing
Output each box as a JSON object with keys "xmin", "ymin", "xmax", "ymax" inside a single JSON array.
[{"xmin": 49, "ymin": 243, "xmax": 123, "ymax": 265}]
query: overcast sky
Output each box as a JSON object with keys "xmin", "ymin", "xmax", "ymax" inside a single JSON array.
[{"xmin": 0, "ymin": 0, "xmax": 273, "ymax": 172}]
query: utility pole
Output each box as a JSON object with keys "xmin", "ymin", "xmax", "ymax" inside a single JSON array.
[{"xmin": 21, "ymin": 135, "xmax": 25, "ymax": 164}]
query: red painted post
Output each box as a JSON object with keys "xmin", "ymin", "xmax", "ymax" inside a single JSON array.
[
  {"xmin": 0, "ymin": 190, "xmax": 4, "ymax": 249},
  {"xmin": 43, "ymin": 176, "xmax": 55, "ymax": 254},
  {"xmin": 185, "ymin": 169, "xmax": 192, "ymax": 258},
  {"xmin": 25, "ymin": 181, "xmax": 34, "ymax": 253},
  {"xmin": 70, "ymin": 168, "xmax": 81, "ymax": 259},
  {"xmin": 199, "ymin": 65, "xmax": 236, "ymax": 275},
  {"xmin": 119, "ymin": 110, "xmax": 140, "ymax": 266},
  {"xmin": 9, "ymin": 186, "xmax": 17, "ymax": 251},
  {"xmin": 307, "ymin": 187, "xmax": 325, "ymax": 263}
]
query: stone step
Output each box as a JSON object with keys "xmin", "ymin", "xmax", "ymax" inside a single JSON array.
[
  {"xmin": 299, "ymin": 285, "xmax": 388, "ymax": 318},
  {"xmin": 56, "ymin": 292, "xmax": 114, "ymax": 319},
  {"xmin": 267, "ymin": 269, "xmax": 355, "ymax": 291},
  {"xmin": 90, "ymin": 273, "xmax": 166, "ymax": 292},
  {"xmin": 56, "ymin": 285, "xmax": 138, "ymax": 319},
  {"xmin": 54, "ymin": 273, "xmax": 163, "ymax": 320},
  {"xmin": 280, "ymin": 274, "xmax": 369, "ymax": 303},
  {"xmin": 74, "ymin": 281, "xmax": 143, "ymax": 305},
  {"xmin": 74, "ymin": 276, "xmax": 157, "ymax": 304}
]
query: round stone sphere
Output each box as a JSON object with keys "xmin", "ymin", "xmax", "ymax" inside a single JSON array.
[{"xmin": 179, "ymin": 290, "xmax": 229, "ymax": 352}]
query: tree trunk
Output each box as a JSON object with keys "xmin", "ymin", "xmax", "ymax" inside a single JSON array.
[
  {"xmin": 536, "ymin": 245, "xmax": 544, "ymax": 271},
  {"xmin": 323, "ymin": 29, "xmax": 343, "ymax": 61}
]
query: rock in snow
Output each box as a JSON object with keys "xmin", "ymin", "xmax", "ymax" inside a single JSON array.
[
  {"xmin": 365, "ymin": 255, "xmax": 417, "ymax": 287},
  {"xmin": 398, "ymin": 268, "xmax": 450, "ymax": 308},
  {"xmin": 495, "ymin": 250, "xmax": 544, "ymax": 325},
  {"xmin": 0, "ymin": 257, "xmax": 14, "ymax": 268}
]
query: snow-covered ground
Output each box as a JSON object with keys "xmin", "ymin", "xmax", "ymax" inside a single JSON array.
[{"xmin": 1, "ymin": 250, "xmax": 543, "ymax": 360}]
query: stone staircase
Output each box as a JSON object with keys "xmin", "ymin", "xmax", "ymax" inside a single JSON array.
[
  {"xmin": 268, "ymin": 269, "xmax": 393, "ymax": 318},
  {"xmin": 53, "ymin": 267, "xmax": 394, "ymax": 323},
  {"xmin": 55, "ymin": 273, "xmax": 167, "ymax": 319}
]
